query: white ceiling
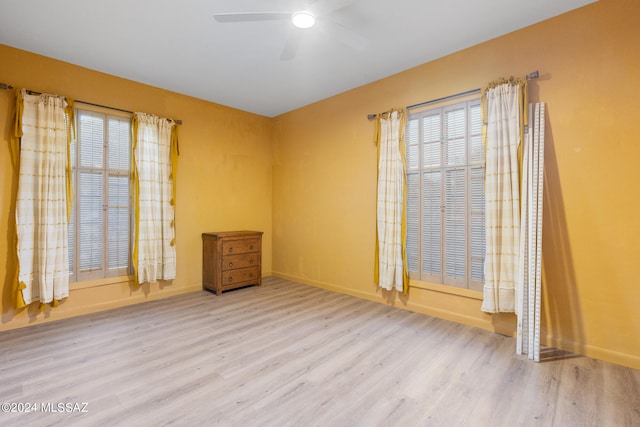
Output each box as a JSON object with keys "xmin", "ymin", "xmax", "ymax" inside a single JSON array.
[{"xmin": 0, "ymin": 0, "xmax": 596, "ymax": 117}]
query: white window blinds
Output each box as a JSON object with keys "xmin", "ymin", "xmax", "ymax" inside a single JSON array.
[
  {"xmin": 69, "ymin": 109, "xmax": 131, "ymax": 282},
  {"xmin": 406, "ymin": 99, "xmax": 484, "ymax": 290}
]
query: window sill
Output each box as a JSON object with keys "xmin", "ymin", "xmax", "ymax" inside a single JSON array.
[
  {"xmin": 70, "ymin": 275, "xmax": 134, "ymax": 291},
  {"xmin": 409, "ymin": 279, "xmax": 483, "ymax": 300}
]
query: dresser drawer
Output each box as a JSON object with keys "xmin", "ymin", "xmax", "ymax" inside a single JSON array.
[
  {"xmin": 222, "ymin": 253, "xmax": 259, "ymax": 271},
  {"xmin": 222, "ymin": 238, "xmax": 260, "ymax": 255},
  {"xmin": 222, "ymin": 267, "xmax": 260, "ymax": 287}
]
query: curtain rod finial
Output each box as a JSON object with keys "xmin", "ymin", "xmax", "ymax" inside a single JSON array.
[{"xmin": 526, "ymin": 70, "xmax": 539, "ymax": 80}]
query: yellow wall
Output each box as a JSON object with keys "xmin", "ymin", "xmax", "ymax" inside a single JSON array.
[
  {"xmin": 272, "ymin": 0, "xmax": 640, "ymax": 369},
  {"xmin": 0, "ymin": 44, "xmax": 273, "ymax": 331},
  {"xmin": 1, "ymin": 0, "xmax": 638, "ymax": 370}
]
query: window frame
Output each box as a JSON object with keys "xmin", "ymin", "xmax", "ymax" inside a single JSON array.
[
  {"xmin": 405, "ymin": 98, "xmax": 485, "ymax": 291},
  {"xmin": 69, "ymin": 104, "xmax": 133, "ymax": 283}
]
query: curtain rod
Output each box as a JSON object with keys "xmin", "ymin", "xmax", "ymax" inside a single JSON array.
[
  {"xmin": 367, "ymin": 70, "xmax": 540, "ymax": 121},
  {"xmin": 0, "ymin": 82, "xmax": 182, "ymax": 125},
  {"xmin": 367, "ymin": 88, "xmax": 479, "ymax": 121}
]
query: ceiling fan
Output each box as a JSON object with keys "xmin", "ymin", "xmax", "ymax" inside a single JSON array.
[{"xmin": 213, "ymin": 0, "xmax": 368, "ymax": 60}]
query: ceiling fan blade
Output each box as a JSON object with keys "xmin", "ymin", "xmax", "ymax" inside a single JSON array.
[
  {"xmin": 213, "ymin": 12, "xmax": 290, "ymax": 23},
  {"xmin": 280, "ymin": 30, "xmax": 305, "ymax": 61},
  {"xmin": 317, "ymin": 20, "xmax": 368, "ymax": 51}
]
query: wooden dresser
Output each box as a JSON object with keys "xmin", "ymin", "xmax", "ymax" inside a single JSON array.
[{"xmin": 202, "ymin": 231, "xmax": 263, "ymax": 295}]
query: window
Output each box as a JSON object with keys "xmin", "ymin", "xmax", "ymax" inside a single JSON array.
[
  {"xmin": 68, "ymin": 107, "xmax": 132, "ymax": 282},
  {"xmin": 405, "ymin": 99, "xmax": 484, "ymax": 290}
]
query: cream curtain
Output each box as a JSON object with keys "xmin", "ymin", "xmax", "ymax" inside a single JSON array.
[
  {"xmin": 374, "ymin": 108, "xmax": 409, "ymax": 293},
  {"xmin": 15, "ymin": 89, "xmax": 73, "ymax": 308},
  {"xmin": 132, "ymin": 113, "xmax": 178, "ymax": 284},
  {"xmin": 481, "ymin": 81, "xmax": 526, "ymax": 313}
]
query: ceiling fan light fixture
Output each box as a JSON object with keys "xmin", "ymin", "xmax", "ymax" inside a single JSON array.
[{"xmin": 292, "ymin": 11, "xmax": 315, "ymax": 29}]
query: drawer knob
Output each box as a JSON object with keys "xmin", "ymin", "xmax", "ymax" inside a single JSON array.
[
  {"xmin": 249, "ymin": 245, "xmax": 254, "ymax": 250},
  {"xmin": 228, "ymin": 247, "xmax": 233, "ymax": 253},
  {"xmin": 229, "ymin": 262, "xmax": 233, "ymax": 267},
  {"xmin": 228, "ymin": 276, "xmax": 233, "ymax": 282},
  {"xmin": 249, "ymin": 258, "xmax": 254, "ymax": 264}
]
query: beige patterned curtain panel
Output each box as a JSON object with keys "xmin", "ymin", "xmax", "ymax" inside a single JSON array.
[
  {"xmin": 481, "ymin": 78, "xmax": 528, "ymax": 313},
  {"xmin": 14, "ymin": 89, "xmax": 74, "ymax": 309},
  {"xmin": 132, "ymin": 112, "xmax": 179, "ymax": 285},
  {"xmin": 373, "ymin": 108, "xmax": 410, "ymax": 293}
]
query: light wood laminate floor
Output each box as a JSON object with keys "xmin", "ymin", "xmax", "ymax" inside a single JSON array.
[{"xmin": 0, "ymin": 277, "xmax": 638, "ymax": 426}]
